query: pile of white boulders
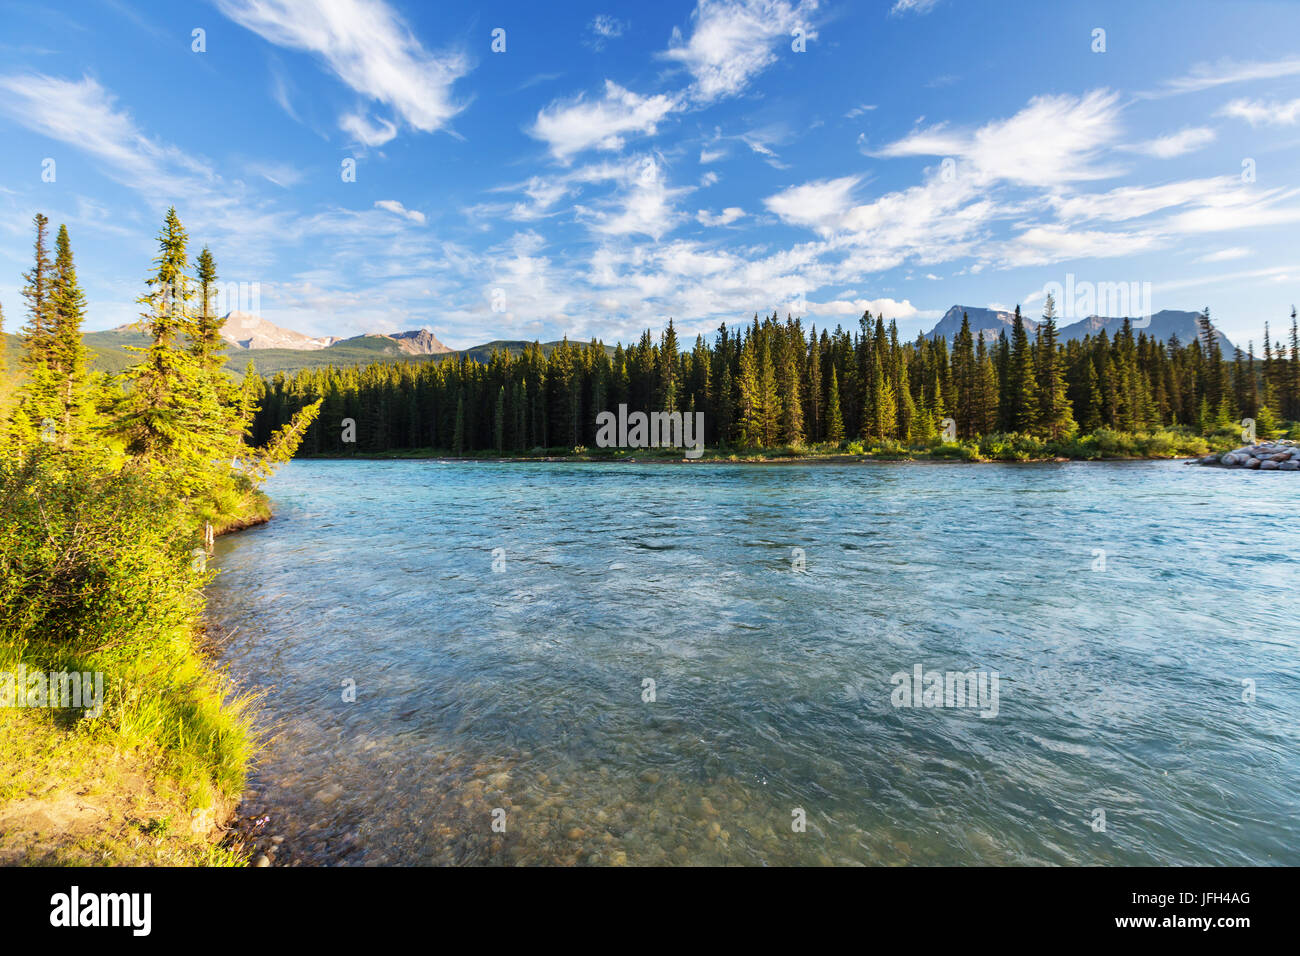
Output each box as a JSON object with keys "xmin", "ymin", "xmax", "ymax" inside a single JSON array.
[{"xmin": 1194, "ymin": 438, "xmax": 1300, "ymax": 470}]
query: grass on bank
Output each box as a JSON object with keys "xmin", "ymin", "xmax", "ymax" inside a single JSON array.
[
  {"xmin": 0, "ymin": 452, "xmax": 259, "ymax": 865},
  {"xmin": 299, "ymin": 423, "xmax": 1299, "ymax": 464}
]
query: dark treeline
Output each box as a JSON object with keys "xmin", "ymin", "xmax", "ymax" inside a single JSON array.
[{"xmin": 253, "ymin": 298, "xmax": 1300, "ymax": 455}]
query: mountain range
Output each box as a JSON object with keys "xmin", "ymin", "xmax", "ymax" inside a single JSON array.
[
  {"xmin": 927, "ymin": 305, "xmax": 1234, "ymax": 351},
  {"xmin": 1, "ymin": 305, "xmax": 1240, "ymax": 389},
  {"xmin": 108, "ymin": 311, "xmax": 455, "ymax": 356}
]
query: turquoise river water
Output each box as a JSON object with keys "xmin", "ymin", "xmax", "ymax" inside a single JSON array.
[{"xmin": 207, "ymin": 459, "xmax": 1299, "ymax": 865}]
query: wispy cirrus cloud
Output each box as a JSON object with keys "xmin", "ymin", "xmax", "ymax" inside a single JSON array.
[
  {"xmin": 1197, "ymin": 247, "xmax": 1252, "ymax": 263},
  {"xmin": 586, "ymin": 14, "xmax": 628, "ymax": 50},
  {"xmin": 216, "ymin": 0, "xmax": 472, "ymax": 144},
  {"xmin": 1122, "ymin": 126, "xmax": 1216, "ymax": 159},
  {"xmin": 1153, "ymin": 56, "xmax": 1300, "ymax": 96},
  {"xmin": 0, "ymin": 73, "xmax": 216, "ymax": 195},
  {"xmin": 1218, "ymin": 97, "xmax": 1300, "ymax": 127},
  {"xmin": 873, "ymin": 89, "xmax": 1125, "ymax": 187},
  {"xmin": 890, "ymin": 0, "xmax": 941, "ymax": 15}
]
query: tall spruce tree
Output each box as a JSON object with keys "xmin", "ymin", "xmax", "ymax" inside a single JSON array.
[
  {"xmin": 111, "ymin": 207, "xmax": 205, "ymax": 465},
  {"xmin": 1034, "ymin": 293, "xmax": 1074, "ymax": 438},
  {"xmin": 1006, "ymin": 306, "xmax": 1039, "ymax": 432},
  {"xmin": 825, "ymin": 366, "xmax": 845, "ymax": 442},
  {"xmin": 48, "ymin": 224, "xmax": 92, "ymax": 448}
]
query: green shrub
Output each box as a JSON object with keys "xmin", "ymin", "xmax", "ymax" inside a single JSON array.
[
  {"xmin": 0, "ymin": 451, "xmax": 254, "ymax": 803},
  {"xmin": 0, "ymin": 453, "xmax": 204, "ymax": 647}
]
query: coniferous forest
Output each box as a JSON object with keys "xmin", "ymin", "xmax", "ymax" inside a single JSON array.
[{"xmin": 252, "ymin": 302, "xmax": 1300, "ymax": 459}]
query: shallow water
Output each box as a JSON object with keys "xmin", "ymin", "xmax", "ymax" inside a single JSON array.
[{"xmin": 208, "ymin": 459, "xmax": 1300, "ymax": 865}]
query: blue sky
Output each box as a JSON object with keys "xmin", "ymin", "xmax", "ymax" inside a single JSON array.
[{"xmin": 1, "ymin": 0, "xmax": 1298, "ymax": 349}]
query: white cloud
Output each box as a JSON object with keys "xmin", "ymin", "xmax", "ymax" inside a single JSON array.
[
  {"xmin": 341, "ymin": 111, "xmax": 397, "ymax": 146},
  {"xmin": 1162, "ymin": 182, "xmax": 1300, "ymax": 235},
  {"xmin": 763, "ymin": 176, "xmax": 861, "ymax": 234},
  {"xmin": 1125, "ymin": 126, "xmax": 1216, "ymax": 159},
  {"xmin": 765, "ymin": 171, "xmax": 994, "ymax": 271},
  {"xmin": 530, "ymin": 80, "xmax": 679, "ymax": 162},
  {"xmin": 374, "ymin": 199, "xmax": 426, "ymax": 224},
  {"xmin": 216, "ymin": 0, "xmax": 470, "ymax": 141},
  {"xmin": 1158, "ymin": 56, "xmax": 1300, "ymax": 95},
  {"xmin": 805, "ymin": 296, "xmax": 922, "ymax": 319},
  {"xmin": 844, "ymin": 103, "xmax": 877, "ymax": 119},
  {"xmin": 1197, "ymin": 247, "xmax": 1251, "ymax": 263},
  {"xmin": 999, "ymin": 226, "xmax": 1163, "ymax": 268},
  {"xmin": 1218, "ymin": 97, "xmax": 1300, "ymax": 127},
  {"xmin": 585, "ymin": 156, "xmax": 688, "ymax": 240},
  {"xmin": 874, "ymin": 89, "xmax": 1125, "ymax": 187},
  {"xmin": 587, "ymin": 14, "xmax": 627, "ymax": 50},
  {"xmin": 890, "ymin": 0, "xmax": 940, "ymax": 15},
  {"xmin": 1047, "ymin": 177, "xmax": 1233, "ymax": 223},
  {"xmin": 661, "ymin": 0, "xmax": 819, "ymax": 103},
  {"xmin": 245, "ymin": 159, "xmax": 305, "ymax": 188},
  {"xmin": 696, "ymin": 206, "xmax": 746, "ymax": 226},
  {"xmin": 0, "ymin": 73, "xmax": 213, "ymax": 195}
]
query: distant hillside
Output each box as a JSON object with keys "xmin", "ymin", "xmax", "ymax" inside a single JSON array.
[
  {"xmin": 2, "ymin": 329, "xmax": 608, "ymax": 386},
  {"xmin": 385, "ymin": 329, "xmax": 453, "ymax": 355},
  {"xmin": 219, "ymin": 311, "xmax": 340, "ymax": 350},
  {"xmin": 215, "ymin": 312, "xmax": 453, "ymax": 356}
]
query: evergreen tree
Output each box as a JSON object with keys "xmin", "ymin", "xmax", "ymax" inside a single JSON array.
[
  {"xmin": 659, "ymin": 319, "xmax": 679, "ymax": 411},
  {"xmin": 825, "ymin": 366, "xmax": 845, "ymax": 443},
  {"xmin": 779, "ymin": 345, "xmax": 804, "ymax": 444},
  {"xmin": 20, "ymin": 213, "xmax": 54, "ymax": 368},
  {"xmin": 716, "ymin": 363, "xmax": 735, "ymax": 446},
  {"xmin": 1255, "ymin": 402, "xmax": 1279, "ymax": 439},
  {"xmin": 452, "ymin": 390, "xmax": 466, "ymax": 454},
  {"xmin": 494, "ymin": 385, "xmax": 505, "ymax": 453},
  {"xmin": 972, "ymin": 335, "xmax": 998, "ymax": 436},
  {"xmin": 47, "ymin": 224, "xmax": 92, "ymax": 449},
  {"xmin": 805, "ymin": 326, "xmax": 822, "ymax": 441},
  {"xmin": 111, "ymin": 208, "xmax": 204, "ymax": 463},
  {"xmin": 1006, "ymin": 306, "xmax": 1039, "ymax": 432},
  {"xmin": 736, "ymin": 335, "xmax": 762, "ymax": 446},
  {"xmin": 1034, "ymin": 294, "xmax": 1074, "ymax": 439},
  {"xmin": 953, "ymin": 313, "xmax": 976, "ymax": 438},
  {"xmin": 865, "ymin": 349, "xmax": 896, "ymax": 441},
  {"xmin": 758, "ymin": 335, "xmax": 781, "ymax": 445}
]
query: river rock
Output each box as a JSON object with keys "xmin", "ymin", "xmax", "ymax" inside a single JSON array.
[
  {"xmin": 1221, "ymin": 453, "xmax": 1240, "ymax": 465},
  {"xmin": 1260, "ymin": 459, "xmax": 1280, "ymax": 469},
  {"xmin": 1244, "ymin": 457, "xmax": 1261, "ymax": 468},
  {"xmin": 1281, "ymin": 460, "xmax": 1299, "ymax": 470}
]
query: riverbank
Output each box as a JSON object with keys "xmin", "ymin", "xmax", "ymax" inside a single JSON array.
[
  {"xmin": 0, "ymin": 465, "xmax": 267, "ymax": 867},
  {"xmin": 299, "ymin": 426, "xmax": 1230, "ymax": 464}
]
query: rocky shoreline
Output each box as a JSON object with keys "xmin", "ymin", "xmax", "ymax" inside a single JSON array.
[{"xmin": 1192, "ymin": 439, "xmax": 1300, "ymax": 470}]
